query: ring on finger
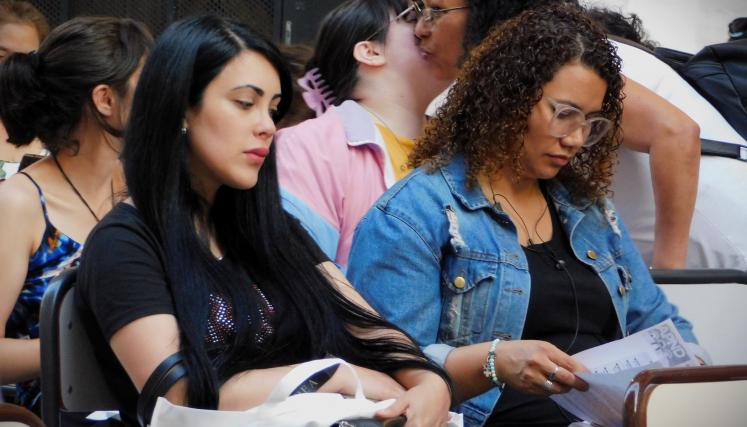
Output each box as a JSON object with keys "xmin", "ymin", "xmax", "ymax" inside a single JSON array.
[
  {"xmin": 548, "ymin": 365, "xmax": 560, "ymax": 382},
  {"xmin": 543, "ymin": 379, "xmax": 554, "ymax": 393}
]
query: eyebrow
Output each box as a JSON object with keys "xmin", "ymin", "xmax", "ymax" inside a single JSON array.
[
  {"xmin": 553, "ymin": 98, "xmax": 603, "ymax": 115},
  {"xmin": 231, "ymin": 84, "xmax": 282, "ymax": 100}
]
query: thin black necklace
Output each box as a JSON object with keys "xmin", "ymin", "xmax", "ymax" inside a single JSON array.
[
  {"xmin": 53, "ymin": 154, "xmax": 112, "ymax": 222},
  {"xmin": 489, "ymin": 181, "xmax": 580, "ymax": 353},
  {"xmin": 489, "ymin": 181, "xmax": 548, "ymax": 246}
]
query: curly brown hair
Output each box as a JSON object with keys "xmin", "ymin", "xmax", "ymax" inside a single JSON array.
[{"xmin": 412, "ymin": 3, "xmax": 624, "ymax": 201}]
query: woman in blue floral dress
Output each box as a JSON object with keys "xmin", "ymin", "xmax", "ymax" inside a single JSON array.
[{"xmin": 0, "ymin": 17, "xmax": 152, "ymax": 412}]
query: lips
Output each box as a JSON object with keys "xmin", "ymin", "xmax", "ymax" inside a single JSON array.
[
  {"xmin": 245, "ymin": 147, "xmax": 269, "ymax": 158},
  {"xmin": 547, "ymin": 154, "xmax": 570, "ymax": 167},
  {"xmin": 244, "ymin": 147, "xmax": 269, "ymax": 163}
]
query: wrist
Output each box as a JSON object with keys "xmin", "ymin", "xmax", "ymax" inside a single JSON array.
[{"xmin": 482, "ymin": 338, "xmax": 506, "ymax": 390}]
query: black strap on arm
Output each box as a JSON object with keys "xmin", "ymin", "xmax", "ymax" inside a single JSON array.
[
  {"xmin": 137, "ymin": 352, "xmax": 187, "ymax": 427},
  {"xmin": 701, "ymin": 138, "xmax": 747, "ymax": 161}
]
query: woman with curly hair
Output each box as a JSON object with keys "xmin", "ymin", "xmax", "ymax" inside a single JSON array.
[
  {"xmin": 413, "ymin": 0, "xmax": 707, "ymax": 270},
  {"xmin": 347, "ymin": 5, "xmax": 705, "ymax": 426}
]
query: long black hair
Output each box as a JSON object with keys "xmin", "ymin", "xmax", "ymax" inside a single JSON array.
[
  {"xmin": 307, "ymin": 0, "xmax": 407, "ymax": 107},
  {"xmin": 0, "ymin": 16, "xmax": 152, "ymax": 153},
  {"xmin": 123, "ymin": 15, "xmax": 446, "ymax": 409}
]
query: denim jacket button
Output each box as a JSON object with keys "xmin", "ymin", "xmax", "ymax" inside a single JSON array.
[
  {"xmin": 454, "ymin": 276, "xmax": 466, "ymax": 289},
  {"xmin": 586, "ymin": 249, "xmax": 598, "ymax": 260},
  {"xmin": 618, "ymin": 284, "xmax": 627, "ymax": 296}
]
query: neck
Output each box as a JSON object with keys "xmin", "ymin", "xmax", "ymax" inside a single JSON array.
[
  {"xmin": 355, "ymin": 75, "xmax": 434, "ymax": 138},
  {"xmin": 357, "ymin": 98, "xmax": 424, "ymax": 139},
  {"xmin": 481, "ymin": 169, "xmax": 541, "ymax": 202},
  {"xmin": 57, "ymin": 120, "xmax": 122, "ymax": 194}
]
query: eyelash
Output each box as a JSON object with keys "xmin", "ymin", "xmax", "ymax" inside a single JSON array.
[{"xmin": 236, "ymin": 100, "xmax": 280, "ymax": 121}]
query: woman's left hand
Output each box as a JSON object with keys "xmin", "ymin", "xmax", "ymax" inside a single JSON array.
[{"xmin": 375, "ymin": 371, "xmax": 451, "ymax": 427}]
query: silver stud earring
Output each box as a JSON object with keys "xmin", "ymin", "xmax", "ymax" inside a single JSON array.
[{"xmin": 181, "ymin": 127, "xmax": 187, "ymax": 135}]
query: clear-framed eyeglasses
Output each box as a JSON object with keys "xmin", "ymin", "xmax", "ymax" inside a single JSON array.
[
  {"xmin": 402, "ymin": 0, "xmax": 469, "ymax": 25},
  {"xmin": 546, "ymin": 97, "xmax": 613, "ymax": 147},
  {"xmin": 365, "ymin": 2, "xmax": 421, "ymax": 41}
]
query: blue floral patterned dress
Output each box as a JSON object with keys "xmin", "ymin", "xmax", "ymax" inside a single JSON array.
[{"xmin": 5, "ymin": 172, "xmax": 82, "ymax": 412}]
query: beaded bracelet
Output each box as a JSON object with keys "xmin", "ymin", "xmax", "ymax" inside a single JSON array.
[{"xmin": 482, "ymin": 338, "xmax": 505, "ymax": 390}]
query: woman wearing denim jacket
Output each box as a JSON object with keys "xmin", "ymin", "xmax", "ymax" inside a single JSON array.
[{"xmin": 347, "ymin": 6, "xmax": 707, "ymax": 427}]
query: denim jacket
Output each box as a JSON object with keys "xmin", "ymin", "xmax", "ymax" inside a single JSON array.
[{"xmin": 347, "ymin": 155, "xmax": 697, "ymax": 427}]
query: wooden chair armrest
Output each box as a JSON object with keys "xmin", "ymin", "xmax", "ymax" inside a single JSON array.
[{"xmin": 623, "ymin": 365, "xmax": 747, "ymax": 427}]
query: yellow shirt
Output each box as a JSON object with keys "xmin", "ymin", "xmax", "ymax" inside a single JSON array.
[{"xmin": 376, "ymin": 124, "xmax": 416, "ymax": 181}]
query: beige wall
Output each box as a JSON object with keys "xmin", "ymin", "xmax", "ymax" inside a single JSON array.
[{"xmin": 583, "ymin": 0, "xmax": 747, "ymax": 53}]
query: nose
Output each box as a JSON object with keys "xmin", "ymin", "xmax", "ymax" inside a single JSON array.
[
  {"xmin": 560, "ymin": 125, "xmax": 586, "ymax": 148},
  {"xmin": 254, "ymin": 111, "xmax": 276, "ymax": 140},
  {"xmin": 414, "ymin": 18, "xmax": 431, "ymax": 39}
]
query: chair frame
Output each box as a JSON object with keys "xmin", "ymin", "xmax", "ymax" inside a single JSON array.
[
  {"xmin": 622, "ymin": 268, "xmax": 747, "ymax": 426},
  {"xmin": 623, "ymin": 365, "xmax": 747, "ymax": 426},
  {"xmin": 39, "ymin": 267, "xmax": 119, "ymax": 427}
]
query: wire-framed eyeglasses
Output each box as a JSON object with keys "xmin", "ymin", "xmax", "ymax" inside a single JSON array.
[
  {"xmin": 402, "ymin": 1, "xmax": 469, "ymax": 25},
  {"xmin": 365, "ymin": 2, "xmax": 420, "ymax": 41}
]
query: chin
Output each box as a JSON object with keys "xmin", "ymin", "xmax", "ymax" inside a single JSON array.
[{"xmin": 224, "ymin": 175, "xmax": 260, "ymax": 191}]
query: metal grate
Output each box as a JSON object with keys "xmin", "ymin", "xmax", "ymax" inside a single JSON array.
[{"xmin": 27, "ymin": 0, "xmax": 279, "ymax": 38}]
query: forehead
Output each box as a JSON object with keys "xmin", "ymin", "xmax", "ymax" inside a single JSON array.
[
  {"xmin": 208, "ymin": 50, "xmax": 281, "ymax": 93},
  {"xmin": 0, "ymin": 21, "xmax": 40, "ymax": 52},
  {"xmin": 542, "ymin": 63, "xmax": 607, "ymax": 110}
]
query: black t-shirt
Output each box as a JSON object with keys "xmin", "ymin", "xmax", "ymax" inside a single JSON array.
[
  {"xmin": 76, "ymin": 203, "xmax": 327, "ymax": 425},
  {"xmin": 488, "ymin": 186, "xmax": 621, "ymax": 426}
]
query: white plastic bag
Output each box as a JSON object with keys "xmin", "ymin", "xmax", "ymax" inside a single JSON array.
[{"xmin": 150, "ymin": 358, "xmax": 463, "ymax": 427}]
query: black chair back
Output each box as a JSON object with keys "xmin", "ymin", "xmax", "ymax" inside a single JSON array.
[{"xmin": 39, "ymin": 268, "xmax": 119, "ymax": 426}]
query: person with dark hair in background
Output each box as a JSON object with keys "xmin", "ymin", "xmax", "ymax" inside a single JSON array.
[
  {"xmin": 274, "ymin": 0, "xmax": 453, "ymax": 269},
  {"xmin": 728, "ymin": 17, "xmax": 746, "ymax": 41},
  {"xmin": 348, "ymin": 5, "xmax": 706, "ymax": 426},
  {"xmin": 0, "ymin": 16, "xmax": 152, "ymax": 412},
  {"xmin": 76, "ymin": 15, "xmax": 451, "ymax": 426},
  {"xmin": 0, "ymin": 0, "xmax": 50, "ymax": 180},
  {"xmin": 585, "ymin": 7, "xmax": 657, "ymax": 50},
  {"xmin": 276, "ymin": 43, "xmax": 316, "ymax": 129},
  {"xmin": 277, "ymin": 43, "xmax": 316, "ymax": 129}
]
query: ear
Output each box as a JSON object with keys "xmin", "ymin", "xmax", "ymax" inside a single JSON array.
[
  {"xmin": 353, "ymin": 40, "xmax": 387, "ymax": 68},
  {"xmin": 90, "ymin": 84, "xmax": 117, "ymax": 117}
]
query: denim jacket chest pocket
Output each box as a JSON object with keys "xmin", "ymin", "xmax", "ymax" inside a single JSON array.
[
  {"xmin": 571, "ymin": 207, "xmax": 634, "ymax": 329},
  {"xmin": 439, "ymin": 249, "xmax": 501, "ymax": 346}
]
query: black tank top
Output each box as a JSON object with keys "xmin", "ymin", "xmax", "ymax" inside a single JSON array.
[{"xmin": 487, "ymin": 183, "xmax": 620, "ymax": 426}]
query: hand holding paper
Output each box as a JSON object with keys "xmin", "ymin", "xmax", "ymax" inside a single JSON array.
[{"xmin": 550, "ymin": 319, "xmax": 699, "ymax": 427}]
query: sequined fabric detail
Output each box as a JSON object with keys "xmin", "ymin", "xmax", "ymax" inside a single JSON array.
[{"xmin": 205, "ymin": 284, "xmax": 276, "ymax": 346}]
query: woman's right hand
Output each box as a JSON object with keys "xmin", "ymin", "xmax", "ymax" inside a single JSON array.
[{"xmin": 493, "ymin": 340, "xmax": 589, "ymax": 395}]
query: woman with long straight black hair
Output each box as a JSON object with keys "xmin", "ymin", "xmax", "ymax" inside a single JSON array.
[{"xmin": 76, "ymin": 15, "xmax": 451, "ymax": 426}]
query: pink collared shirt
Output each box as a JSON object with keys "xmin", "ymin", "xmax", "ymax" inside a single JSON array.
[{"xmin": 275, "ymin": 100, "xmax": 396, "ymax": 269}]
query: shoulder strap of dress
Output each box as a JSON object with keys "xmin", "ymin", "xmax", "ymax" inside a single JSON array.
[{"xmin": 17, "ymin": 171, "xmax": 52, "ymax": 221}]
